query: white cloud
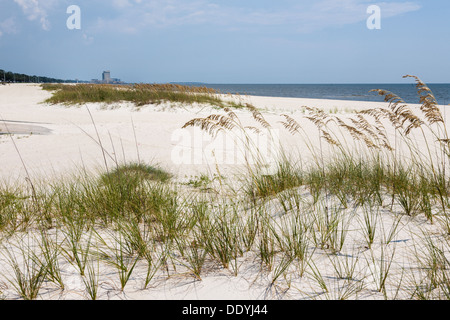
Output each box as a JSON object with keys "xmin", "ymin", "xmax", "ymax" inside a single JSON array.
[
  {"xmin": 82, "ymin": 33, "xmax": 94, "ymax": 45},
  {"xmin": 13, "ymin": 0, "xmax": 58, "ymax": 31},
  {"xmin": 112, "ymin": 0, "xmax": 132, "ymax": 9},
  {"xmin": 293, "ymin": 0, "xmax": 422, "ymax": 32},
  {"xmin": 0, "ymin": 18, "xmax": 18, "ymax": 37},
  {"xmin": 89, "ymin": 0, "xmax": 421, "ymax": 34}
]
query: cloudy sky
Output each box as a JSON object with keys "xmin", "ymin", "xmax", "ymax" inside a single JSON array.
[{"xmin": 0, "ymin": 0, "xmax": 449, "ymax": 83}]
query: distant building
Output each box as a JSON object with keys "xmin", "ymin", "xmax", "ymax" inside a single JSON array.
[
  {"xmin": 102, "ymin": 71, "xmax": 111, "ymax": 83},
  {"xmin": 91, "ymin": 71, "xmax": 123, "ymax": 84}
]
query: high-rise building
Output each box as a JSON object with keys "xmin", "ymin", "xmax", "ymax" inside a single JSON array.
[
  {"xmin": 102, "ymin": 71, "xmax": 111, "ymax": 83},
  {"xmin": 91, "ymin": 71, "xmax": 122, "ymax": 84}
]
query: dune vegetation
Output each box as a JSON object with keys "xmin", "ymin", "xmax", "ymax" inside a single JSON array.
[
  {"xmin": 0, "ymin": 76, "xmax": 450, "ymax": 300},
  {"xmin": 41, "ymin": 83, "xmax": 236, "ymax": 109}
]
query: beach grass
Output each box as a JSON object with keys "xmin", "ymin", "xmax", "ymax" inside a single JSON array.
[
  {"xmin": 0, "ymin": 76, "xmax": 449, "ymax": 299},
  {"xmin": 41, "ymin": 83, "xmax": 234, "ymax": 108}
]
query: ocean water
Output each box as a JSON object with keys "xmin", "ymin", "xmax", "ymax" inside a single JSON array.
[{"xmin": 203, "ymin": 84, "xmax": 450, "ymax": 105}]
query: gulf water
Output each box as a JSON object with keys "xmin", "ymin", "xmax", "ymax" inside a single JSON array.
[{"xmin": 203, "ymin": 83, "xmax": 450, "ymax": 104}]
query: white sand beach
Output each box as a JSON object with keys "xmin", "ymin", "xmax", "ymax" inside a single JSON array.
[
  {"xmin": 0, "ymin": 84, "xmax": 427, "ymax": 181},
  {"xmin": 0, "ymin": 83, "xmax": 449, "ymax": 301}
]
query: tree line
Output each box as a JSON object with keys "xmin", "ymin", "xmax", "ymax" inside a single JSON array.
[{"xmin": 0, "ymin": 69, "xmax": 80, "ymax": 84}]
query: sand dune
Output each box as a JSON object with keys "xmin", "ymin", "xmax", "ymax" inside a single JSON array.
[
  {"xmin": 0, "ymin": 84, "xmax": 449, "ymax": 301},
  {"xmin": 0, "ymin": 84, "xmax": 414, "ymax": 181}
]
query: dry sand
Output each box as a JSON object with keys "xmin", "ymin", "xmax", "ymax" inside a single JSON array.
[
  {"xmin": 0, "ymin": 83, "xmax": 424, "ymax": 181},
  {"xmin": 0, "ymin": 84, "xmax": 448, "ymax": 300}
]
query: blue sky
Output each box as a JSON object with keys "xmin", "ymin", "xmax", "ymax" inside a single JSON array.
[{"xmin": 0, "ymin": 0, "xmax": 449, "ymax": 83}]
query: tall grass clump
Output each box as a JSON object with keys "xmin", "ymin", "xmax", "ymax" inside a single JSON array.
[
  {"xmin": 100, "ymin": 162, "xmax": 172, "ymax": 185},
  {"xmin": 94, "ymin": 230, "xmax": 139, "ymax": 291},
  {"xmin": 50, "ymin": 162, "xmax": 173, "ymax": 226},
  {"xmin": 42, "ymin": 83, "xmax": 242, "ymax": 109},
  {"xmin": 193, "ymin": 200, "xmax": 245, "ymax": 272},
  {"xmin": 2, "ymin": 237, "xmax": 48, "ymax": 300},
  {"xmin": 0, "ymin": 185, "xmax": 28, "ymax": 234},
  {"xmin": 410, "ymin": 235, "xmax": 450, "ymax": 299}
]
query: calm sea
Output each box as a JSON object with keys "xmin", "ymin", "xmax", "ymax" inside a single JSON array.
[{"xmin": 202, "ymin": 84, "xmax": 450, "ymax": 105}]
